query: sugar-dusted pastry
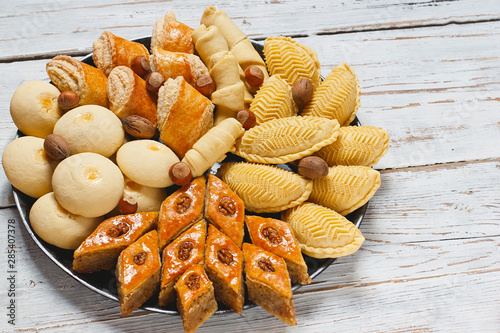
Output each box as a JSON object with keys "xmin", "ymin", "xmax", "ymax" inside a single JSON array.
[
  {"xmin": 157, "ymin": 76, "xmax": 214, "ymax": 159},
  {"xmin": 264, "ymin": 36, "xmax": 321, "ymax": 88},
  {"xmin": 249, "ymin": 75, "xmax": 297, "ymax": 125},
  {"xmin": 205, "ymin": 224, "xmax": 244, "ymax": 314},
  {"xmin": 182, "ymin": 118, "xmax": 244, "ymax": 178},
  {"xmin": 159, "ymin": 220, "xmax": 206, "ymax": 307},
  {"xmin": 46, "ymin": 55, "xmax": 108, "ymax": 107},
  {"xmin": 245, "ymin": 215, "xmax": 310, "ymax": 285},
  {"xmin": 217, "ymin": 162, "xmax": 312, "ymax": 213},
  {"xmin": 242, "ymin": 243, "xmax": 296, "ymax": 326},
  {"xmin": 205, "ymin": 174, "xmax": 245, "ymax": 248},
  {"xmin": 315, "ymin": 126, "xmax": 390, "ymax": 167},
  {"xmin": 282, "ymin": 202, "xmax": 364, "ymax": 259},
  {"xmin": 73, "ymin": 211, "xmax": 158, "ymax": 273},
  {"xmin": 116, "ymin": 230, "xmax": 161, "ymax": 316},
  {"xmin": 157, "ymin": 176, "xmax": 206, "ymax": 250},
  {"xmin": 235, "ymin": 116, "xmax": 340, "ymax": 164},
  {"xmin": 309, "ymin": 165, "xmax": 381, "ymax": 216},
  {"xmin": 175, "ymin": 263, "xmax": 217, "ymax": 333},
  {"xmin": 151, "ymin": 11, "xmax": 194, "ymax": 54},
  {"xmin": 150, "ymin": 47, "xmax": 209, "ymax": 87},
  {"xmin": 107, "ymin": 66, "xmax": 157, "ymax": 125},
  {"xmin": 301, "ymin": 63, "xmax": 360, "ymax": 126},
  {"xmin": 93, "ymin": 31, "xmax": 150, "ymax": 76}
]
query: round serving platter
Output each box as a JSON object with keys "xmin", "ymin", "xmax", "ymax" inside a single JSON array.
[{"xmin": 13, "ymin": 37, "xmax": 367, "ymax": 315}]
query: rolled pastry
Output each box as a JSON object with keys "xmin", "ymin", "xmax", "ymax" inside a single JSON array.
[
  {"xmin": 182, "ymin": 118, "xmax": 244, "ymax": 178},
  {"xmin": 151, "ymin": 11, "xmax": 194, "ymax": 54},
  {"xmin": 150, "ymin": 47, "xmax": 209, "ymax": 87},
  {"xmin": 191, "ymin": 24, "xmax": 229, "ymax": 70},
  {"xmin": 93, "ymin": 31, "xmax": 150, "ymax": 76},
  {"xmin": 157, "ymin": 76, "xmax": 214, "ymax": 159},
  {"xmin": 46, "ymin": 55, "xmax": 108, "ymax": 107},
  {"xmin": 107, "ymin": 66, "xmax": 157, "ymax": 124}
]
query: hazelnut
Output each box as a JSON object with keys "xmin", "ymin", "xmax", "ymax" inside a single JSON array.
[
  {"xmin": 117, "ymin": 197, "xmax": 138, "ymax": 215},
  {"xmin": 169, "ymin": 162, "xmax": 192, "ymax": 186},
  {"xmin": 44, "ymin": 134, "xmax": 70, "ymax": 160},
  {"xmin": 236, "ymin": 109, "xmax": 256, "ymax": 130},
  {"xmin": 145, "ymin": 72, "xmax": 165, "ymax": 93},
  {"xmin": 245, "ymin": 66, "xmax": 264, "ymax": 87},
  {"xmin": 130, "ymin": 56, "xmax": 150, "ymax": 77},
  {"xmin": 121, "ymin": 115, "xmax": 156, "ymax": 139},
  {"xmin": 195, "ymin": 75, "xmax": 216, "ymax": 96},
  {"xmin": 296, "ymin": 156, "xmax": 329, "ymax": 180},
  {"xmin": 57, "ymin": 91, "xmax": 79, "ymax": 111},
  {"xmin": 292, "ymin": 78, "xmax": 314, "ymax": 109}
]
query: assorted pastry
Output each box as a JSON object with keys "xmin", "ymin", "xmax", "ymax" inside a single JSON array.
[{"xmin": 2, "ymin": 5, "xmax": 390, "ymax": 332}]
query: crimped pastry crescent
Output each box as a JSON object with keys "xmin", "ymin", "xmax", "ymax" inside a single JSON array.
[
  {"xmin": 282, "ymin": 202, "xmax": 364, "ymax": 259},
  {"xmin": 301, "ymin": 63, "xmax": 360, "ymax": 126},
  {"xmin": 151, "ymin": 11, "xmax": 194, "ymax": 54},
  {"xmin": 235, "ymin": 116, "xmax": 341, "ymax": 164},
  {"xmin": 315, "ymin": 126, "xmax": 390, "ymax": 167},
  {"xmin": 310, "ymin": 165, "xmax": 381, "ymax": 216},
  {"xmin": 46, "ymin": 55, "xmax": 108, "ymax": 107},
  {"xmin": 216, "ymin": 162, "xmax": 312, "ymax": 213}
]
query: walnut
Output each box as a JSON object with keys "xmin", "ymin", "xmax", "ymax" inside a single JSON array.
[
  {"xmin": 133, "ymin": 252, "xmax": 147, "ymax": 265},
  {"xmin": 257, "ymin": 257, "xmax": 275, "ymax": 272},
  {"xmin": 177, "ymin": 241, "xmax": 195, "ymax": 261},
  {"xmin": 185, "ymin": 273, "xmax": 200, "ymax": 291},
  {"xmin": 219, "ymin": 197, "xmax": 236, "ymax": 216},
  {"xmin": 107, "ymin": 222, "xmax": 130, "ymax": 238},
  {"xmin": 261, "ymin": 226, "xmax": 282, "ymax": 245},
  {"xmin": 217, "ymin": 248, "xmax": 234, "ymax": 265},
  {"xmin": 175, "ymin": 194, "xmax": 192, "ymax": 214}
]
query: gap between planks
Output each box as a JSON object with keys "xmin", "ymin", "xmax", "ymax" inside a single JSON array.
[{"xmin": 377, "ymin": 157, "xmax": 500, "ymax": 173}]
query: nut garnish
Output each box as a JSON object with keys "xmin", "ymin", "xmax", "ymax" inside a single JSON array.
[
  {"xmin": 145, "ymin": 72, "xmax": 165, "ymax": 93},
  {"xmin": 217, "ymin": 248, "xmax": 234, "ymax": 265},
  {"xmin": 292, "ymin": 78, "xmax": 314, "ymax": 110},
  {"xmin": 245, "ymin": 66, "xmax": 264, "ymax": 87},
  {"xmin": 219, "ymin": 197, "xmax": 236, "ymax": 216},
  {"xmin": 177, "ymin": 241, "xmax": 195, "ymax": 261},
  {"xmin": 57, "ymin": 91, "xmax": 79, "ymax": 111},
  {"xmin": 130, "ymin": 56, "xmax": 150, "ymax": 77},
  {"xmin": 169, "ymin": 162, "xmax": 192, "ymax": 186},
  {"xmin": 175, "ymin": 194, "xmax": 192, "ymax": 214},
  {"xmin": 261, "ymin": 226, "xmax": 282, "ymax": 245},
  {"xmin": 297, "ymin": 156, "xmax": 329, "ymax": 180},
  {"xmin": 133, "ymin": 252, "xmax": 147, "ymax": 265},
  {"xmin": 185, "ymin": 273, "xmax": 200, "ymax": 291},
  {"xmin": 117, "ymin": 197, "xmax": 138, "ymax": 214},
  {"xmin": 195, "ymin": 75, "xmax": 216, "ymax": 96},
  {"xmin": 257, "ymin": 257, "xmax": 275, "ymax": 272},
  {"xmin": 236, "ymin": 109, "xmax": 257, "ymax": 130},
  {"xmin": 107, "ymin": 222, "xmax": 130, "ymax": 238},
  {"xmin": 44, "ymin": 134, "xmax": 70, "ymax": 160},
  {"xmin": 122, "ymin": 115, "xmax": 156, "ymax": 139}
]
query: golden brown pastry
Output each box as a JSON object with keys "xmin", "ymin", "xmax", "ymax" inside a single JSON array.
[
  {"xmin": 205, "ymin": 174, "xmax": 245, "ymax": 248},
  {"xmin": 242, "ymin": 243, "xmax": 296, "ymax": 326},
  {"xmin": 245, "ymin": 215, "xmax": 311, "ymax": 285},
  {"xmin": 175, "ymin": 263, "xmax": 217, "ymax": 333},
  {"xmin": 151, "ymin": 11, "xmax": 195, "ymax": 54},
  {"xmin": 46, "ymin": 55, "xmax": 108, "ymax": 107},
  {"xmin": 205, "ymin": 224, "xmax": 244, "ymax": 314},
  {"xmin": 93, "ymin": 31, "xmax": 150, "ymax": 76},
  {"xmin": 107, "ymin": 66, "xmax": 157, "ymax": 124},
  {"xmin": 116, "ymin": 230, "xmax": 161, "ymax": 316},
  {"xmin": 159, "ymin": 220, "xmax": 206, "ymax": 307},
  {"xmin": 157, "ymin": 176, "xmax": 206, "ymax": 251},
  {"xmin": 72, "ymin": 212, "xmax": 158, "ymax": 274}
]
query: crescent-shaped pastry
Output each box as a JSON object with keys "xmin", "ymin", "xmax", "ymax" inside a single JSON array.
[
  {"xmin": 309, "ymin": 165, "xmax": 381, "ymax": 216},
  {"xmin": 235, "ymin": 116, "xmax": 341, "ymax": 164},
  {"xmin": 283, "ymin": 202, "xmax": 365, "ymax": 259},
  {"xmin": 151, "ymin": 11, "xmax": 194, "ymax": 54},
  {"xmin": 301, "ymin": 63, "xmax": 360, "ymax": 126},
  {"xmin": 93, "ymin": 31, "xmax": 150, "ymax": 76},
  {"xmin": 150, "ymin": 47, "xmax": 209, "ymax": 87},
  {"xmin": 191, "ymin": 24, "xmax": 229, "ymax": 70},
  {"xmin": 107, "ymin": 66, "xmax": 157, "ymax": 124},
  {"xmin": 263, "ymin": 36, "xmax": 321, "ymax": 88},
  {"xmin": 157, "ymin": 76, "xmax": 214, "ymax": 159},
  {"xmin": 249, "ymin": 75, "xmax": 297, "ymax": 125},
  {"xmin": 46, "ymin": 55, "xmax": 108, "ymax": 107},
  {"xmin": 216, "ymin": 162, "xmax": 312, "ymax": 213},
  {"xmin": 315, "ymin": 126, "xmax": 390, "ymax": 167}
]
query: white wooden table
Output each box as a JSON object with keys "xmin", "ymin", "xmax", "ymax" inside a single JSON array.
[{"xmin": 1, "ymin": 1, "xmax": 499, "ymax": 332}]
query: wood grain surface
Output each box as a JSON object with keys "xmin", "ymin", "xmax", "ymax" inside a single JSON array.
[{"xmin": 0, "ymin": 1, "xmax": 499, "ymax": 332}]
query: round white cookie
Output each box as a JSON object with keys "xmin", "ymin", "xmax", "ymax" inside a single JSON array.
[
  {"xmin": 124, "ymin": 177, "xmax": 167, "ymax": 212},
  {"xmin": 53, "ymin": 105, "xmax": 124, "ymax": 157},
  {"xmin": 116, "ymin": 140, "xmax": 179, "ymax": 188},
  {"xmin": 10, "ymin": 81, "xmax": 64, "ymax": 138},
  {"xmin": 2, "ymin": 136, "xmax": 59, "ymax": 198},
  {"xmin": 52, "ymin": 152, "xmax": 124, "ymax": 217},
  {"xmin": 29, "ymin": 192, "xmax": 104, "ymax": 250}
]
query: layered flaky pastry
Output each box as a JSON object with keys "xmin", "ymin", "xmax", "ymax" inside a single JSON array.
[
  {"xmin": 282, "ymin": 202, "xmax": 364, "ymax": 259},
  {"xmin": 151, "ymin": 11, "xmax": 194, "ymax": 54}
]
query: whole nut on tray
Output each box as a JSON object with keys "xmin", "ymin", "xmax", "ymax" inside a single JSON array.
[
  {"xmin": 169, "ymin": 162, "xmax": 193, "ymax": 186},
  {"xmin": 122, "ymin": 115, "xmax": 156, "ymax": 139},
  {"xmin": 236, "ymin": 109, "xmax": 256, "ymax": 130},
  {"xmin": 195, "ymin": 75, "xmax": 216, "ymax": 96},
  {"xmin": 117, "ymin": 197, "xmax": 138, "ymax": 214},
  {"xmin": 292, "ymin": 78, "xmax": 314, "ymax": 109},
  {"xmin": 296, "ymin": 156, "xmax": 329, "ymax": 180},
  {"xmin": 145, "ymin": 72, "xmax": 165, "ymax": 93},
  {"xmin": 57, "ymin": 91, "xmax": 80, "ymax": 111},
  {"xmin": 130, "ymin": 55, "xmax": 150, "ymax": 77},
  {"xmin": 245, "ymin": 66, "xmax": 264, "ymax": 87},
  {"xmin": 43, "ymin": 134, "xmax": 70, "ymax": 160}
]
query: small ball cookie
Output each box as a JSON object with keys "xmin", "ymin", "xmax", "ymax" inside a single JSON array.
[
  {"xmin": 29, "ymin": 192, "xmax": 104, "ymax": 250},
  {"xmin": 10, "ymin": 81, "xmax": 64, "ymax": 138},
  {"xmin": 116, "ymin": 140, "xmax": 179, "ymax": 188},
  {"xmin": 53, "ymin": 105, "xmax": 124, "ymax": 157},
  {"xmin": 2, "ymin": 136, "xmax": 58, "ymax": 198},
  {"xmin": 52, "ymin": 152, "xmax": 124, "ymax": 217}
]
